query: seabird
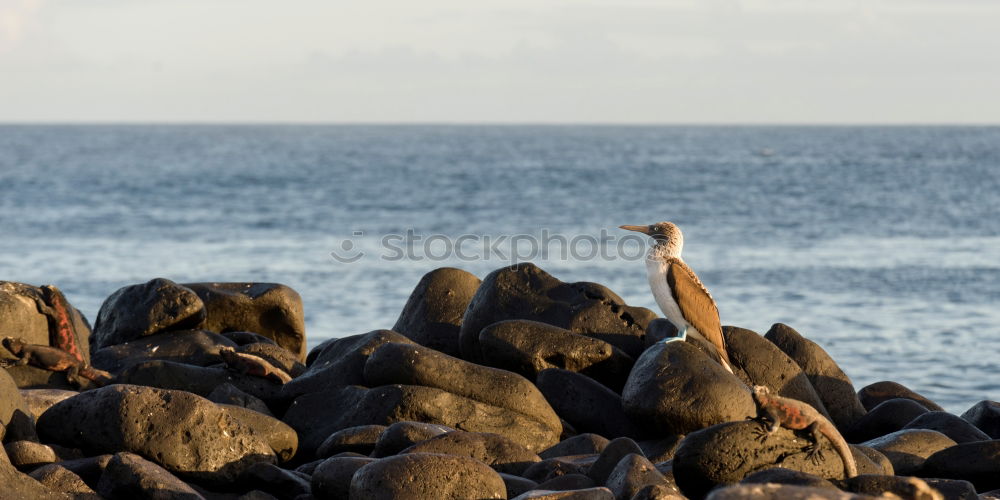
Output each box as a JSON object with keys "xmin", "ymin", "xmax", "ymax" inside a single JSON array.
[{"xmin": 620, "ymin": 221, "xmax": 734, "ymax": 373}]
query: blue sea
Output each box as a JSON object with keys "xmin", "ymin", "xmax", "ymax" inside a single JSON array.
[{"xmin": 1, "ymin": 125, "xmax": 998, "ymax": 413}]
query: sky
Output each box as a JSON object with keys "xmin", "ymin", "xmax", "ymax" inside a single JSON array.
[{"xmin": 1, "ymin": 0, "xmax": 998, "ymax": 124}]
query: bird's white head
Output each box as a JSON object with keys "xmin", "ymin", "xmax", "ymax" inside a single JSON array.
[{"xmin": 619, "ymin": 221, "xmax": 684, "ymax": 258}]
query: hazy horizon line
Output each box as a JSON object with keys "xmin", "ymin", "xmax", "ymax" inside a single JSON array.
[{"xmin": 1, "ymin": 121, "xmax": 998, "ymax": 127}]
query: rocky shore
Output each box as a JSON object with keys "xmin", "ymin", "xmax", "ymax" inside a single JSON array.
[{"xmin": 1, "ymin": 263, "xmax": 998, "ymax": 499}]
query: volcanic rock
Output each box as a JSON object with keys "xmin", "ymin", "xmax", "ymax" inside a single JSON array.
[
  {"xmin": 93, "ymin": 278, "xmax": 205, "ymax": 349},
  {"xmin": 184, "ymin": 282, "xmax": 307, "ymax": 361},
  {"xmin": 920, "ymin": 439, "xmax": 1000, "ymax": 492},
  {"xmin": 401, "ymin": 431, "xmax": 541, "ymax": 475},
  {"xmin": 316, "ymin": 424, "xmax": 386, "ymax": 458},
  {"xmin": 96, "ymin": 452, "xmax": 203, "ymax": 499},
  {"xmin": 857, "ymin": 381, "xmax": 944, "ymax": 412},
  {"xmin": 537, "ymin": 368, "xmax": 642, "ymax": 439},
  {"xmin": 960, "ymin": 400, "xmax": 1000, "ymax": 439},
  {"xmin": 392, "ymin": 267, "xmax": 482, "ymax": 357},
  {"xmin": 91, "ymin": 329, "xmax": 236, "ymax": 373},
  {"xmin": 349, "ymin": 453, "xmax": 506, "ymax": 499},
  {"xmin": 861, "ymin": 429, "xmax": 956, "ymax": 475},
  {"xmin": 311, "ymin": 455, "xmax": 375, "ymax": 500},
  {"xmin": 371, "ymin": 421, "xmax": 454, "ymax": 458},
  {"xmin": 459, "ymin": 263, "xmax": 655, "ymax": 362},
  {"xmin": 845, "ymin": 398, "xmax": 930, "ymax": 443},
  {"xmin": 901, "ymin": 411, "xmax": 991, "ymax": 443},
  {"xmin": 764, "ymin": 323, "xmax": 866, "ymax": 431},
  {"xmin": 622, "ymin": 342, "xmax": 754, "ymax": 436}
]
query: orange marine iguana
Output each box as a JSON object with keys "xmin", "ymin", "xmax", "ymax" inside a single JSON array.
[
  {"xmin": 1, "ymin": 336, "xmax": 111, "ymax": 387},
  {"xmin": 751, "ymin": 385, "xmax": 858, "ymax": 478},
  {"xmin": 218, "ymin": 346, "xmax": 293, "ymax": 384}
]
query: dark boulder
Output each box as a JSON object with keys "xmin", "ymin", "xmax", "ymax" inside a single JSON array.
[
  {"xmin": 764, "ymin": 323, "xmax": 866, "ymax": 431},
  {"xmin": 91, "ymin": 329, "xmax": 236, "ymax": 373},
  {"xmin": 961, "ymin": 400, "xmax": 1000, "ymax": 439},
  {"xmin": 920, "ymin": 439, "xmax": 1000, "ymax": 492},
  {"xmin": 512, "ymin": 487, "xmax": 615, "ymax": 499},
  {"xmin": 536, "ymin": 473, "xmax": 596, "ymax": 491},
  {"xmin": 673, "ymin": 420, "xmax": 869, "ymax": 499},
  {"xmin": 316, "ymin": 424, "xmax": 386, "ymax": 458},
  {"xmin": 239, "ymin": 462, "xmax": 311, "ymax": 500},
  {"xmin": 4, "ymin": 440, "xmax": 61, "ymax": 469},
  {"xmin": 116, "ymin": 359, "xmax": 282, "ymax": 404},
  {"xmin": 28, "ymin": 464, "xmax": 97, "ymax": 497},
  {"xmin": 706, "ymin": 483, "xmax": 859, "ymax": 499},
  {"xmin": 371, "ymin": 421, "xmax": 454, "ymax": 458},
  {"xmin": 183, "ymin": 282, "xmax": 307, "ymax": 361},
  {"xmin": 207, "ymin": 383, "xmax": 273, "ymax": 416},
  {"xmin": 857, "ymin": 381, "xmax": 944, "ymax": 412},
  {"xmin": 0, "ymin": 369, "xmax": 29, "ymax": 430},
  {"xmin": 236, "ymin": 343, "xmax": 306, "ymax": 378},
  {"xmin": 281, "ymin": 330, "xmax": 415, "ymax": 402},
  {"xmin": 839, "ymin": 474, "xmax": 954, "ymax": 500},
  {"xmin": 861, "ymin": 429, "xmax": 956, "ymax": 476},
  {"xmin": 540, "ymin": 434, "xmax": 610, "ymax": 460},
  {"xmin": 392, "ymin": 267, "xmax": 481, "ymax": 357},
  {"xmin": 587, "ymin": 437, "xmax": 644, "ymax": 485},
  {"xmin": 401, "ymin": 431, "xmax": 541, "ymax": 475},
  {"xmin": 221, "ymin": 331, "xmax": 278, "ymax": 346},
  {"xmin": 537, "ymin": 368, "xmax": 643, "ymax": 439},
  {"xmin": 622, "ymin": 342, "xmax": 754, "ymax": 436},
  {"xmin": 501, "ymin": 472, "xmax": 540, "ymax": 498},
  {"xmin": 605, "ymin": 453, "xmax": 670, "ymax": 500},
  {"xmin": 310, "ymin": 455, "xmax": 375, "ymax": 499},
  {"xmin": 221, "ymin": 404, "xmax": 298, "ymax": 463},
  {"xmin": 479, "ymin": 320, "xmax": 634, "ymax": 392},
  {"xmin": 723, "ymin": 326, "xmax": 830, "ymax": 421},
  {"xmin": 364, "ymin": 341, "xmax": 562, "ymax": 450},
  {"xmin": 523, "ymin": 455, "xmax": 599, "ymax": 483},
  {"xmin": 740, "ymin": 468, "xmax": 838, "ymax": 489},
  {"xmin": 844, "ymin": 398, "xmax": 929, "ymax": 443},
  {"xmin": 349, "ymin": 452, "xmax": 506, "ymax": 499},
  {"xmin": 459, "ymin": 263, "xmax": 656, "ymax": 362},
  {"xmin": 901, "ymin": 411, "xmax": 991, "ymax": 443},
  {"xmin": 93, "ymin": 278, "xmax": 205, "ymax": 349},
  {"xmin": 37, "ymin": 384, "xmax": 275, "ymax": 485},
  {"xmin": 922, "ymin": 478, "xmax": 979, "ymax": 500},
  {"xmin": 96, "ymin": 452, "xmax": 204, "ymax": 499}
]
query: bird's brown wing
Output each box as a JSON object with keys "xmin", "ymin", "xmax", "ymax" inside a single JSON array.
[{"xmin": 665, "ymin": 258, "xmax": 731, "ymax": 365}]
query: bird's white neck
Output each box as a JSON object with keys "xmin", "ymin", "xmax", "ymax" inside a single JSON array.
[{"xmin": 647, "ymin": 239, "xmax": 682, "ymax": 262}]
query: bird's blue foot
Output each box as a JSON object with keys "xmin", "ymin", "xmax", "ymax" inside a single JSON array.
[{"xmin": 660, "ymin": 325, "xmax": 688, "ymax": 344}]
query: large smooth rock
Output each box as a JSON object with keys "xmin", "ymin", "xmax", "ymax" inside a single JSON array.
[
  {"xmin": 364, "ymin": 341, "xmax": 562, "ymax": 449},
  {"xmin": 840, "ymin": 474, "xmax": 953, "ymax": 500},
  {"xmin": 605, "ymin": 453, "xmax": 670, "ymax": 500},
  {"xmin": 220, "ymin": 404, "xmax": 298, "ymax": 462},
  {"xmin": 350, "ymin": 453, "xmax": 506, "ymax": 499},
  {"xmin": 28, "ymin": 464, "xmax": 98, "ymax": 497},
  {"xmin": 238, "ymin": 462, "xmax": 311, "ymax": 499},
  {"xmin": 921, "ymin": 439, "xmax": 1000, "ymax": 492},
  {"xmin": 480, "ymin": 320, "xmax": 634, "ymax": 392},
  {"xmin": 0, "ymin": 444, "xmax": 68, "ymax": 499},
  {"xmin": 207, "ymin": 383, "xmax": 273, "ymax": 416},
  {"xmin": 116, "ymin": 359, "xmax": 282, "ymax": 403},
  {"xmin": 281, "ymin": 330, "xmax": 415, "ymax": 401},
  {"xmin": 861, "ymin": 429, "xmax": 956, "ymax": 476},
  {"xmin": 740, "ymin": 468, "xmax": 839, "ymax": 489},
  {"xmin": 236, "ymin": 342, "xmax": 305, "ymax": 377},
  {"xmin": 673, "ymin": 420, "xmax": 868, "ymax": 499},
  {"xmin": 540, "ymin": 434, "xmax": 610, "ymax": 460},
  {"xmin": 91, "ymin": 330, "xmax": 236, "ymax": 373},
  {"xmin": 587, "ymin": 437, "xmax": 644, "ymax": 485},
  {"xmin": 706, "ymin": 483, "xmax": 861, "ymax": 499},
  {"xmin": 392, "ymin": 267, "xmax": 481, "ymax": 357},
  {"xmin": 961, "ymin": 400, "xmax": 1000, "ymax": 439},
  {"xmin": 764, "ymin": 323, "xmax": 866, "ymax": 431},
  {"xmin": 537, "ymin": 368, "xmax": 642, "ymax": 439},
  {"xmin": 5, "ymin": 440, "xmax": 59, "ymax": 469},
  {"xmin": 96, "ymin": 452, "xmax": 204, "ymax": 499},
  {"xmin": 372, "ymin": 421, "xmax": 454, "ymax": 458},
  {"xmin": 311, "ymin": 456, "xmax": 375, "ymax": 500},
  {"xmin": 901, "ymin": 411, "xmax": 991, "ymax": 443},
  {"xmin": 857, "ymin": 381, "xmax": 944, "ymax": 412},
  {"xmin": 183, "ymin": 282, "xmax": 307, "ymax": 361},
  {"xmin": 524, "ymin": 455, "xmax": 598, "ymax": 483},
  {"xmin": 284, "ymin": 383, "xmax": 560, "ymax": 458},
  {"xmin": 0, "ymin": 369, "xmax": 29, "ymax": 428},
  {"xmin": 93, "ymin": 278, "xmax": 205, "ymax": 349},
  {"xmin": 316, "ymin": 424, "xmax": 386, "ymax": 458},
  {"xmin": 622, "ymin": 342, "xmax": 754, "ymax": 436},
  {"xmin": 459, "ymin": 263, "xmax": 656, "ymax": 362},
  {"xmin": 845, "ymin": 398, "xmax": 929, "ymax": 443},
  {"xmin": 722, "ymin": 326, "xmax": 831, "ymax": 421},
  {"xmin": 37, "ymin": 384, "xmax": 275, "ymax": 484},
  {"xmin": 401, "ymin": 431, "xmax": 541, "ymax": 475}
]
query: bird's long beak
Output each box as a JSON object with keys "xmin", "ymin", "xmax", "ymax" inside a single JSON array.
[{"xmin": 619, "ymin": 224, "xmax": 651, "ymax": 235}]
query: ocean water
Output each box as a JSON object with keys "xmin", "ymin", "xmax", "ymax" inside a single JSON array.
[{"xmin": 1, "ymin": 125, "xmax": 998, "ymax": 413}]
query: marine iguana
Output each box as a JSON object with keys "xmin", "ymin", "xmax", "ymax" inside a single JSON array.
[
  {"xmin": 1, "ymin": 336, "xmax": 111, "ymax": 387},
  {"xmin": 751, "ymin": 385, "xmax": 858, "ymax": 478},
  {"xmin": 218, "ymin": 346, "xmax": 292, "ymax": 384},
  {"xmin": 33, "ymin": 285, "xmax": 86, "ymax": 363}
]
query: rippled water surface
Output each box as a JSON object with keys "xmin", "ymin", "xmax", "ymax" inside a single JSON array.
[{"xmin": 2, "ymin": 125, "xmax": 998, "ymax": 413}]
